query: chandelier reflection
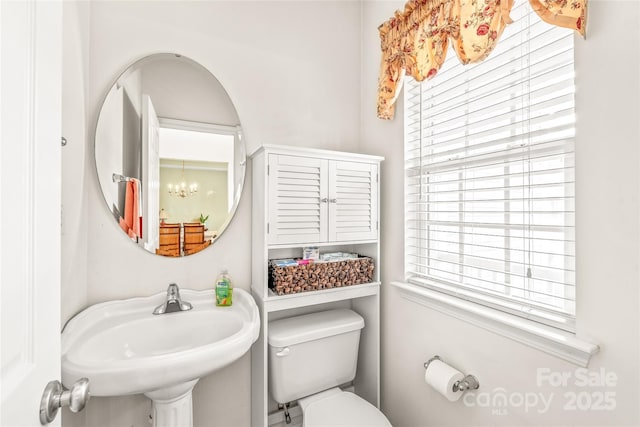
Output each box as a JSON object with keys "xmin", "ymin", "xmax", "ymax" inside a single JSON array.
[{"xmin": 168, "ymin": 161, "xmax": 198, "ymax": 198}]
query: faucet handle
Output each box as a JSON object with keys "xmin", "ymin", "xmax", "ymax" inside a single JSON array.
[{"xmin": 167, "ymin": 283, "xmax": 179, "ymax": 297}]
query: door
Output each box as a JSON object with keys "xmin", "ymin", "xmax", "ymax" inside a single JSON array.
[
  {"xmin": 268, "ymin": 154, "xmax": 328, "ymax": 245},
  {"xmin": 142, "ymin": 95, "xmax": 160, "ymax": 252},
  {"xmin": 328, "ymin": 161, "xmax": 378, "ymax": 242},
  {"xmin": 1, "ymin": 1, "xmax": 62, "ymax": 425}
]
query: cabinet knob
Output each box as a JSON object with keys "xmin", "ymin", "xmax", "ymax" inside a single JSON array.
[
  {"xmin": 329, "ymin": 198, "xmax": 337, "ymax": 204},
  {"xmin": 275, "ymin": 347, "xmax": 290, "ymax": 357},
  {"xmin": 320, "ymin": 198, "xmax": 328, "ymax": 203}
]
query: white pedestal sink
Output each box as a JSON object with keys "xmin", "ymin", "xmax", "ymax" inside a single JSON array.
[{"xmin": 61, "ymin": 288, "xmax": 259, "ymax": 427}]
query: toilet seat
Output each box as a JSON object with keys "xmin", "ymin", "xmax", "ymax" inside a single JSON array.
[{"xmin": 300, "ymin": 389, "xmax": 391, "ymax": 427}]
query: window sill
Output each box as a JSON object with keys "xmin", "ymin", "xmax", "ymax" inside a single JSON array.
[{"xmin": 391, "ymin": 281, "xmax": 599, "ymax": 367}]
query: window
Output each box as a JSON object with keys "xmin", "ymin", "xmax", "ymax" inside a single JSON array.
[{"xmin": 404, "ymin": 0, "xmax": 576, "ymax": 332}]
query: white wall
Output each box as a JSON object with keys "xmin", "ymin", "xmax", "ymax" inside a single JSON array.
[
  {"xmin": 61, "ymin": 0, "xmax": 90, "ymax": 337},
  {"xmin": 141, "ymin": 56, "xmax": 240, "ymax": 126},
  {"xmin": 61, "ymin": 1, "xmax": 363, "ymax": 426},
  {"xmin": 361, "ymin": 1, "xmax": 640, "ymax": 426},
  {"xmin": 61, "ymin": 2, "xmax": 90, "ymax": 425},
  {"xmin": 62, "ymin": 1, "xmax": 640, "ymax": 426}
]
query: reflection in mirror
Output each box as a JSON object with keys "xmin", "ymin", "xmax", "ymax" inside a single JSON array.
[{"xmin": 95, "ymin": 53, "xmax": 246, "ymax": 257}]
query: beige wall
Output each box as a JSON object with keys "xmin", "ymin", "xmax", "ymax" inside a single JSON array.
[
  {"xmin": 159, "ymin": 166, "xmax": 229, "ymax": 232},
  {"xmin": 360, "ymin": 1, "xmax": 640, "ymax": 426}
]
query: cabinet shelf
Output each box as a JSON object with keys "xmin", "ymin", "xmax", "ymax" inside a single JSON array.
[
  {"xmin": 251, "ymin": 146, "xmax": 383, "ymax": 427},
  {"xmin": 256, "ymin": 282, "xmax": 381, "ymax": 312}
]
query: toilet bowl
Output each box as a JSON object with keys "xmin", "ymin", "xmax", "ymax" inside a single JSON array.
[
  {"xmin": 268, "ymin": 309, "xmax": 391, "ymax": 427},
  {"xmin": 298, "ymin": 388, "xmax": 391, "ymax": 427}
]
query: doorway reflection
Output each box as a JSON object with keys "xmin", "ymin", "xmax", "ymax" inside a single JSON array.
[{"xmin": 155, "ymin": 124, "xmax": 235, "ymax": 256}]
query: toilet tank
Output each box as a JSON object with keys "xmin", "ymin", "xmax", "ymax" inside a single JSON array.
[{"xmin": 268, "ymin": 309, "xmax": 364, "ymax": 404}]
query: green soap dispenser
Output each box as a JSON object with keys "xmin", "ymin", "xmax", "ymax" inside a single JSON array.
[{"xmin": 215, "ymin": 269, "xmax": 233, "ymax": 306}]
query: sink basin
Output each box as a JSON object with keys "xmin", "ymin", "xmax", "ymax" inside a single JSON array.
[{"xmin": 61, "ymin": 287, "xmax": 259, "ymax": 426}]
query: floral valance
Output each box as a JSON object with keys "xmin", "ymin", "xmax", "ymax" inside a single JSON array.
[{"xmin": 377, "ymin": 0, "xmax": 587, "ymax": 120}]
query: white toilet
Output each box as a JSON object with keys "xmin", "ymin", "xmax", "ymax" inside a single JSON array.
[{"xmin": 268, "ymin": 309, "xmax": 391, "ymax": 427}]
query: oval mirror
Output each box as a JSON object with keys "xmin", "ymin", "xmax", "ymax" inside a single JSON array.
[{"xmin": 95, "ymin": 53, "xmax": 246, "ymax": 257}]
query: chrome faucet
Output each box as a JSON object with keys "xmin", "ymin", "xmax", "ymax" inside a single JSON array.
[{"xmin": 153, "ymin": 283, "xmax": 193, "ymax": 315}]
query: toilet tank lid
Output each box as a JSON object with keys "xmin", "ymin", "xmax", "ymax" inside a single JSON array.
[{"xmin": 268, "ymin": 309, "xmax": 364, "ymax": 347}]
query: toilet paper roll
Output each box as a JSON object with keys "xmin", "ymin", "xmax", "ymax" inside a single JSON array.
[{"xmin": 424, "ymin": 359, "xmax": 465, "ymax": 402}]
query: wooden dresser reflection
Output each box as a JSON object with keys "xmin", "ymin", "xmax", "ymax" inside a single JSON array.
[
  {"xmin": 183, "ymin": 223, "xmax": 211, "ymax": 256},
  {"xmin": 155, "ymin": 222, "xmax": 213, "ymax": 257},
  {"xmin": 156, "ymin": 223, "xmax": 181, "ymax": 257}
]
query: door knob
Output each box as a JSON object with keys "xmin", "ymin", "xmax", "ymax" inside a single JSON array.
[{"xmin": 39, "ymin": 378, "xmax": 90, "ymax": 425}]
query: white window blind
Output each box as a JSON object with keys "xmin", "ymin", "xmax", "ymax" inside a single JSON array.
[{"xmin": 404, "ymin": 0, "xmax": 576, "ymax": 332}]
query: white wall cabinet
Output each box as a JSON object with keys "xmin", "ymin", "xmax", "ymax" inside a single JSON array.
[
  {"xmin": 267, "ymin": 154, "xmax": 378, "ymax": 245},
  {"xmin": 251, "ymin": 145, "xmax": 383, "ymax": 427}
]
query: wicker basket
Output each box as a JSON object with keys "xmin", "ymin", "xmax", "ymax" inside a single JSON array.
[{"xmin": 269, "ymin": 256, "xmax": 374, "ymax": 296}]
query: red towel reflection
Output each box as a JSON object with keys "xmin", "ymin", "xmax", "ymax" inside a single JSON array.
[{"xmin": 119, "ymin": 178, "xmax": 141, "ymax": 239}]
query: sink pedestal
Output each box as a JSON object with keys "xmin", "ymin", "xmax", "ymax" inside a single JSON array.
[{"xmin": 145, "ymin": 379, "xmax": 199, "ymax": 427}]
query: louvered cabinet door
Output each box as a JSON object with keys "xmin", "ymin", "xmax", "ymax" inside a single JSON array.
[
  {"xmin": 328, "ymin": 161, "xmax": 378, "ymax": 242},
  {"xmin": 268, "ymin": 154, "xmax": 328, "ymax": 245}
]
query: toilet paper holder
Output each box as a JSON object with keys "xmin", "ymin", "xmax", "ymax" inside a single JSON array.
[{"xmin": 424, "ymin": 355, "xmax": 480, "ymax": 392}]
